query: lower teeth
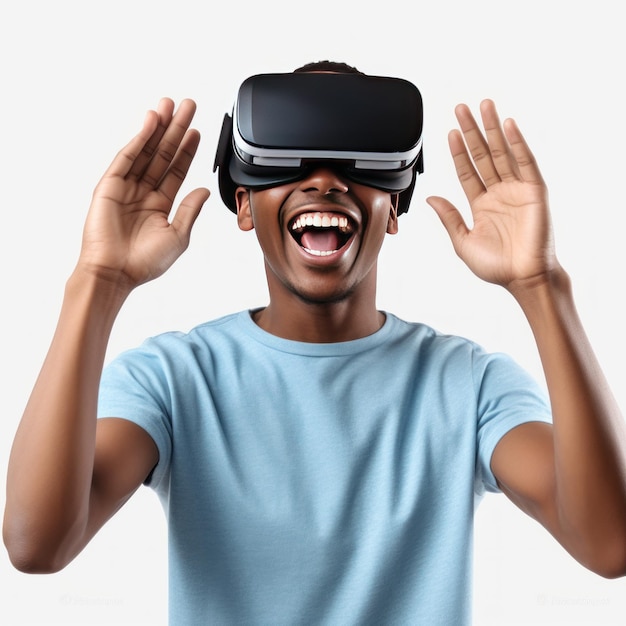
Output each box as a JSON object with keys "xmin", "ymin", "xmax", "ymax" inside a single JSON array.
[{"xmin": 303, "ymin": 248, "xmax": 337, "ymax": 257}]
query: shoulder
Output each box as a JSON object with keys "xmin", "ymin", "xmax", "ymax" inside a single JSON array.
[
  {"xmin": 384, "ymin": 312, "xmax": 490, "ymax": 361},
  {"xmin": 100, "ymin": 311, "xmax": 253, "ymax": 389},
  {"xmin": 111, "ymin": 311, "xmax": 248, "ymax": 357},
  {"xmin": 384, "ymin": 313, "xmax": 547, "ymax": 397}
]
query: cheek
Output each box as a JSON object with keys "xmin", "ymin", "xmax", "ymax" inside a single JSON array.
[
  {"xmin": 353, "ymin": 195, "xmax": 395, "ymax": 263},
  {"xmin": 365, "ymin": 193, "xmax": 394, "ymax": 235},
  {"xmin": 249, "ymin": 188, "xmax": 290, "ymax": 224},
  {"xmin": 247, "ymin": 191, "xmax": 289, "ymax": 258}
]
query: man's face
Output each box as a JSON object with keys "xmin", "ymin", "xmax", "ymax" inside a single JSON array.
[{"xmin": 235, "ymin": 167, "xmax": 398, "ymax": 306}]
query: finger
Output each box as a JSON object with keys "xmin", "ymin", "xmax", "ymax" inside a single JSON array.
[
  {"xmin": 503, "ymin": 118, "xmax": 545, "ymax": 185},
  {"xmin": 426, "ymin": 195, "xmax": 469, "ymax": 255},
  {"xmin": 134, "ymin": 99, "xmax": 198, "ymax": 189},
  {"xmin": 170, "ymin": 187, "xmax": 211, "ymax": 245},
  {"xmin": 102, "ymin": 109, "xmax": 161, "ymax": 179},
  {"xmin": 448, "ymin": 128, "xmax": 486, "ymax": 205},
  {"xmin": 454, "ymin": 103, "xmax": 501, "ymax": 188},
  {"xmin": 479, "ymin": 99, "xmax": 520, "ymax": 182},
  {"xmin": 156, "ymin": 128, "xmax": 202, "ymax": 204},
  {"xmin": 127, "ymin": 98, "xmax": 176, "ymax": 180}
]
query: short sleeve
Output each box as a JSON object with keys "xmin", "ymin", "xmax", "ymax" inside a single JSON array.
[
  {"xmin": 474, "ymin": 352, "xmax": 552, "ymax": 494},
  {"xmin": 98, "ymin": 343, "xmax": 173, "ymax": 492}
]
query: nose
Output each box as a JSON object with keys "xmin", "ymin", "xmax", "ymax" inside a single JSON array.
[{"xmin": 297, "ymin": 166, "xmax": 349, "ymax": 195}]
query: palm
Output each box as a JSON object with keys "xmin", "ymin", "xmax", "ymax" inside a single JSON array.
[{"xmin": 455, "ymin": 178, "xmax": 551, "ymax": 286}]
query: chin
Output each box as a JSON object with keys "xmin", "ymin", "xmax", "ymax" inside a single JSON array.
[{"xmin": 287, "ymin": 280, "xmax": 359, "ymax": 306}]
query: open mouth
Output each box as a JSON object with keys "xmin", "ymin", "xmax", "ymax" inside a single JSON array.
[{"xmin": 289, "ymin": 211, "xmax": 356, "ymax": 257}]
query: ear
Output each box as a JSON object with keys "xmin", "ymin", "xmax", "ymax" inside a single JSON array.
[
  {"xmin": 386, "ymin": 194, "xmax": 399, "ymax": 234},
  {"xmin": 235, "ymin": 187, "xmax": 254, "ymax": 231}
]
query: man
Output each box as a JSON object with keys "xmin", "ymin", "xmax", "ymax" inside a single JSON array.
[{"xmin": 4, "ymin": 61, "xmax": 626, "ymax": 624}]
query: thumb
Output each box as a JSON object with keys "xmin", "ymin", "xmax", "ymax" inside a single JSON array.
[
  {"xmin": 170, "ymin": 187, "xmax": 211, "ymax": 243},
  {"xmin": 426, "ymin": 196, "xmax": 469, "ymax": 252}
]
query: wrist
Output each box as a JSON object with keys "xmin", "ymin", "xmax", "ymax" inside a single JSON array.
[
  {"xmin": 70, "ymin": 260, "xmax": 137, "ymax": 296},
  {"xmin": 508, "ymin": 265, "xmax": 574, "ymax": 320},
  {"xmin": 66, "ymin": 265, "xmax": 133, "ymax": 316}
]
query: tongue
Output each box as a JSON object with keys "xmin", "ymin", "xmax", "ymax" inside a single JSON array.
[{"xmin": 301, "ymin": 230, "xmax": 341, "ymax": 251}]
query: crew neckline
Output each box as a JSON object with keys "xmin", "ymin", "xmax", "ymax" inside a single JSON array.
[{"xmin": 236, "ymin": 309, "xmax": 397, "ymax": 357}]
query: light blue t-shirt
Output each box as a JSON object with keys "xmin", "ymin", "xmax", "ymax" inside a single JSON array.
[{"xmin": 98, "ymin": 311, "xmax": 551, "ymax": 625}]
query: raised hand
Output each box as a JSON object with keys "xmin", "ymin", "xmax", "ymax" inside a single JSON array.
[
  {"xmin": 427, "ymin": 100, "xmax": 560, "ymax": 291},
  {"xmin": 78, "ymin": 98, "xmax": 210, "ymax": 289}
]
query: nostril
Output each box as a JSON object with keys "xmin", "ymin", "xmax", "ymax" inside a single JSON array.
[
  {"xmin": 298, "ymin": 167, "xmax": 349, "ymax": 194},
  {"xmin": 300, "ymin": 186, "xmax": 345, "ymax": 194}
]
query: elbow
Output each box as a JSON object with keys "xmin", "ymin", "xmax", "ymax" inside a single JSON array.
[
  {"xmin": 3, "ymin": 517, "xmax": 74, "ymax": 574},
  {"xmin": 579, "ymin": 534, "xmax": 626, "ymax": 579},
  {"xmin": 4, "ymin": 536, "xmax": 69, "ymax": 575},
  {"xmin": 7, "ymin": 551, "xmax": 66, "ymax": 575},
  {"xmin": 591, "ymin": 562, "xmax": 626, "ymax": 580},
  {"xmin": 591, "ymin": 553, "xmax": 626, "ymax": 580},
  {"xmin": 5, "ymin": 541, "xmax": 70, "ymax": 575}
]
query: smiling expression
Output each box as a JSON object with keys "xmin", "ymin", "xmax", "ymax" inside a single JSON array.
[{"xmin": 236, "ymin": 167, "xmax": 398, "ymax": 306}]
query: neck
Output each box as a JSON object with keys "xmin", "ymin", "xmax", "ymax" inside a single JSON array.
[{"xmin": 253, "ymin": 295, "xmax": 384, "ymax": 343}]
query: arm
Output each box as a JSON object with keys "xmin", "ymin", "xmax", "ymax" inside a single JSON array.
[
  {"xmin": 427, "ymin": 100, "xmax": 626, "ymax": 578},
  {"xmin": 3, "ymin": 98, "xmax": 210, "ymax": 573}
]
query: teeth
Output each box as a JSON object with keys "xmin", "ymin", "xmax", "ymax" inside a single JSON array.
[
  {"xmin": 303, "ymin": 247, "xmax": 337, "ymax": 256},
  {"xmin": 291, "ymin": 212, "xmax": 351, "ymax": 233}
]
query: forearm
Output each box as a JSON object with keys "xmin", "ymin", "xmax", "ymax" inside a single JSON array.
[
  {"xmin": 512, "ymin": 267, "xmax": 626, "ymax": 573},
  {"xmin": 3, "ymin": 267, "xmax": 130, "ymax": 571}
]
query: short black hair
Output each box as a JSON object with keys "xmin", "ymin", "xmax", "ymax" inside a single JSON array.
[{"xmin": 294, "ymin": 60, "xmax": 364, "ymax": 75}]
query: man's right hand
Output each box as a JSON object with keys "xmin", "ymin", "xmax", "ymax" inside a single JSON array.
[
  {"xmin": 3, "ymin": 98, "xmax": 209, "ymax": 573},
  {"xmin": 78, "ymin": 97, "xmax": 210, "ymax": 290}
]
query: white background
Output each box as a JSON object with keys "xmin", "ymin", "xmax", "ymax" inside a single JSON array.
[{"xmin": 1, "ymin": 1, "xmax": 625, "ymax": 624}]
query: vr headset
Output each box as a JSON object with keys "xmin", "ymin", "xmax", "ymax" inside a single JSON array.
[{"xmin": 213, "ymin": 72, "xmax": 424, "ymax": 215}]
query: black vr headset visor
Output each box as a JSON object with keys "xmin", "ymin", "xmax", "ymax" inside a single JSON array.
[{"xmin": 213, "ymin": 72, "xmax": 424, "ymax": 215}]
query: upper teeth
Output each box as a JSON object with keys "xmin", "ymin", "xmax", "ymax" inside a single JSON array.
[{"xmin": 291, "ymin": 212, "xmax": 351, "ymax": 232}]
